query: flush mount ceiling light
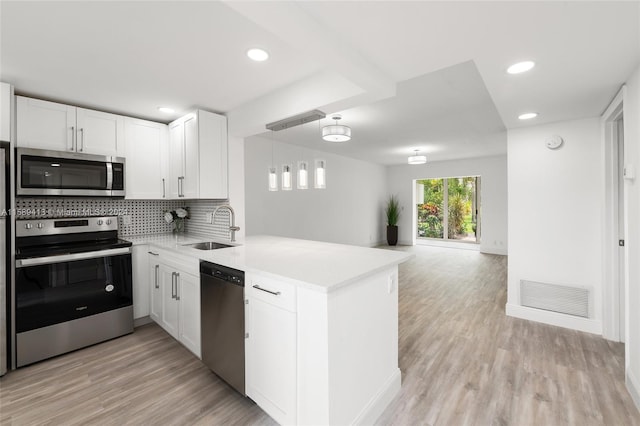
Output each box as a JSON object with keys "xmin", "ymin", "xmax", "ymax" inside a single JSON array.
[
  {"xmin": 507, "ymin": 61, "xmax": 535, "ymax": 74},
  {"xmin": 322, "ymin": 115, "xmax": 351, "ymax": 142},
  {"xmin": 518, "ymin": 112, "xmax": 538, "ymax": 120},
  {"xmin": 247, "ymin": 48, "xmax": 269, "ymax": 62},
  {"xmin": 158, "ymin": 107, "xmax": 175, "ymax": 114},
  {"xmin": 408, "ymin": 150, "xmax": 427, "ymax": 165}
]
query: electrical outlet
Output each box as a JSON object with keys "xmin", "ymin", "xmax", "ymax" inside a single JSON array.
[
  {"xmin": 206, "ymin": 212, "xmax": 213, "ymax": 223},
  {"xmin": 121, "ymin": 215, "xmax": 132, "ymax": 226}
]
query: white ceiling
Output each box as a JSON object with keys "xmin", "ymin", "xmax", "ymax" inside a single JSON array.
[{"xmin": 1, "ymin": 1, "xmax": 639, "ymax": 165}]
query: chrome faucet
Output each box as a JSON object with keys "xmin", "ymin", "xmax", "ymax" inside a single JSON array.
[{"xmin": 213, "ymin": 205, "xmax": 240, "ymax": 242}]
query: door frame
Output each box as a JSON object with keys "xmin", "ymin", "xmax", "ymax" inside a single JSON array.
[{"xmin": 602, "ymin": 85, "xmax": 627, "ymax": 343}]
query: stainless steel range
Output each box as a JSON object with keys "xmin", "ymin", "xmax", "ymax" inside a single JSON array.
[{"xmin": 14, "ymin": 216, "xmax": 133, "ymax": 367}]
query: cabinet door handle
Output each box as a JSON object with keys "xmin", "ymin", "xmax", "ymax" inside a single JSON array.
[
  {"xmin": 162, "ymin": 178, "xmax": 166, "ymax": 198},
  {"xmin": 148, "ymin": 251, "xmax": 159, "ymax": 256},
  {"xmin": 171, "ymin": 272, "xmax": 176, "ymax": 299},
  {"xmin": 154, "ymin": 264, "xmax": 159, "ymax": 289},
  {"xmin": 178, "ymin": 176, "xmax": 185, "ymax": 197},
  {"xmin": 252, "ymin": 284, "xmax": 281, "ymax": 296},
  {"xmin": 175, "ymin": 273, "xmax": 180, "ymax": 300},
  {"xmin": 70, "ymin": 126, "xmax": 75, "ymax": 151},
  {"xmin": 79, "ymin": 128, "xmax": 84, "ymax": 151}
]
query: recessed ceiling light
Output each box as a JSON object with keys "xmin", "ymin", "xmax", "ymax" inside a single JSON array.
[
  {"xmin": 507, "ymin": 61, "xmax": 535, "ymax": 74},
  {"xmin": 247, "ymin": 48, "xmax": 269, "ymax": 62},
  {"xmin": 158, "ymin": 107, "xmax": 175, "ymax": 114},
  {"xmin": 518, "ymin": 112, "xmax": 538, "ymax": 120}
]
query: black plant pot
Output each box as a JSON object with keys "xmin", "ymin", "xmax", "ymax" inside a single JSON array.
[{"xmin": 387, "ymin": 225, "xmax": 398, "ymax": 246}]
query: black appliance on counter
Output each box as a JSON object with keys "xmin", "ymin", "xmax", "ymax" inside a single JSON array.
[{"xmin": 14, "ymin": 216, "xmax": 133, "ymax": 367}]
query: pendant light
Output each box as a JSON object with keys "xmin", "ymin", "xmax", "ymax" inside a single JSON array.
[
  {"xmin": 314, "ymin": 159, "xmax": 326, "ymax": 189},
  {"xmin": 322, "ymin": 114, "xmax": 351, "ymax": 142},
  {"xmin": 282, "ymin": 164, "xmax": 293, "ymax": 191},
  {"xmin": 268, "ymin": 132, "xmax": 278, "ymax": 191},
  {"xmin": 408, "ymin": 150, "xmax": 427, "ymax": 165},
  {"xmin": 297, "ymin": 161, "xmax": 309, "ymax": 189}
]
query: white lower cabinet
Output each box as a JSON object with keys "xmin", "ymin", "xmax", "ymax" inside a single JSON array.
[
  {"xmin": 177, "ymin": 271, "xmax": 201, "ymax": 356},
  {"xmin": 246, "ymin": 274, "xmax": 297, "ymax": 425},
  {"xmin": 131, "ymin": 245, "xmax": 150, "ymax": 319},
  {"xmin": 148, "ymin": 249, "xmax": 200, "ymax": 358}
]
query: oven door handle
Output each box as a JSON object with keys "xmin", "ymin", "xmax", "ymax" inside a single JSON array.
[{"xmin": 16, "ymin": 247, "xmax": 132, "ymax": 268}]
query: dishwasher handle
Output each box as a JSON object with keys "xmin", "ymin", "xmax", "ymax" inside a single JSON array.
[{"xmin": 200, "ymin": 262, "xmax": 245, "ymax": 286}]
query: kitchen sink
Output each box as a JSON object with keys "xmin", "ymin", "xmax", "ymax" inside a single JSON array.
[{"xmin": 183, "ymin": 242, "xmax": 233, "ymax": 250}]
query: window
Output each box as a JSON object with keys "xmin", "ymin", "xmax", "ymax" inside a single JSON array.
[{"xmin": 416, "ymin": 176, "xmax": 480, "ymax": 243}]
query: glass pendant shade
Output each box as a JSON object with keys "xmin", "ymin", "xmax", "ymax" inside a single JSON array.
[
  {"xmin": 322, "ymin": 125, "xmax": 351, "ymax": 142},
  {"xmin": 268, "ymin": 167, "xmax": 278, "ymax": 191},
  {"xmin": 282, "ymin": 164, "xmax": 293, "ymax": 191},
  {"xmin": 314, "ymin": 159, "xmax": 326, "ymax": 189},
  {"xmin": 297, "ymin": 161, "xmax": 308, "ymax": 189}
]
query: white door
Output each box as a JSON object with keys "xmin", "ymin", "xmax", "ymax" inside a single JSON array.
[
  {"xmin": 149, "ymin": 257, "xmax": 162, "ymax": 323},
  {"xmin": 168, "ymin": 121, "xmax": 184, "ymax": 199},
  {"xmin": 160, "ymin": 264, "xmax": 179, "ymax": 339},
  {"xmin": 76, "ymin": 107, "xmax": 124, "ymax": 156},
  {"xmin": 246, "ymin": 297, "xmax": 297, "ymax": 425},
  {"xmin": 125, "ymin": 118, "xmax": 168, "ymax": 199},
  {"xmin": 182, "ymin": 113, "xmax": 199, "ymax": 198},
  {"xmin": 16, "ymin": 96, "xmax": 76, "ymax": 151},
  {"xmin": 617, "ymin": 117, "xmax": 626, "ymax": 342},
  {"xmin": 178, "ymin": 271, "xmax": 201, "ymax": 357}
]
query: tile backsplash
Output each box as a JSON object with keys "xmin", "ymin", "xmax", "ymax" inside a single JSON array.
[{"xmin": 15, "ymin": 198, "xmax": 232, "ymax": 239}]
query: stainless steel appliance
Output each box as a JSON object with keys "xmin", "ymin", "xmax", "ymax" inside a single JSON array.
[
  {"xmin": 17, "ymin": 148, "xmax": 125, "ymax": 197},
  {"xmin": 200, "ymin": 261, "xmax": 245, "ymax": 394},
  {"xmin": 0, "ymin": 145, "xmax": 8, "ymax": 376},
  {"xmin": 15, "ymin": 216, "xmax": 133, "ymax": 367}
]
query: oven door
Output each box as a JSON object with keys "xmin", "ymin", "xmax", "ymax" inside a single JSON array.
[
  {"xmin": 17, "ymin": 148, "xmax": 117, "ymax": 197},
  {"xmin": 15, "ymin": 248, "xmax": 133, "ymax": 333}
]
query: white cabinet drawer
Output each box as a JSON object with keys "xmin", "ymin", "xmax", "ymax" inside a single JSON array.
[{"xmin": 249, "ymin": 275, "xmax": 296, "ymax": 313}]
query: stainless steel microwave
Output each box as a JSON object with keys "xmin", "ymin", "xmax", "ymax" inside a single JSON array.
[{"xmin": 17, "ymin": 148, "xmax": 125, "ymax": 197}]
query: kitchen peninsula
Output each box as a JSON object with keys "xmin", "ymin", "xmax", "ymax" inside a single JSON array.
[{"xmin": 125, "ymin": 234, "xmax": 413, "ymax": 425}]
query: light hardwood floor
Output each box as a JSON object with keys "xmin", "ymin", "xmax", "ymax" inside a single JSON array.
[{"xmin": 1, "ymin": 245, "xmax": 639, "ymax": 425}]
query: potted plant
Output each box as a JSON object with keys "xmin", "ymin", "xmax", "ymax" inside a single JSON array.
[{"xmin": 385, "ymin": 195, "xmax": 400, "ymax": 246}]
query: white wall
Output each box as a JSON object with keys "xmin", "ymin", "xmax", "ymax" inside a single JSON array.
[
  {"xmin": 386, "ymin": 155, "xmax": 508, "ymax": 255},
  {"xmin": 624, "ymin": 65, "xmax": 640, "ymax": 408},
  {"xmin": 244, "ymin": 136, "xmax": 387, "ymax": 247},
  {"xmin": 227, "ymin": 135, "xmax": 246, "ymax": 241},
  {"xmin": 506, "ymin": 117, "xmax": 603, "ymax": 334}
]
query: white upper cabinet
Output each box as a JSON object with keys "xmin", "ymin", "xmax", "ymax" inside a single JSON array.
[
  {"xmin": 16, "ymin": 96, "xmax": 124, "ymax": 157},
  {"xmin": 168, "ymin": 110, "xmax": 228, "ymax": 199},
  {"xmin": 75, "ymin": 108, "xmax": 124, "ymax": 156},
  {"xmin": 0, "ymin": 82, "xmax": 13, "ymax": 142},
  {"xmin": 124, "ymin": 117, "xmax": 168, "ymax": 199}
]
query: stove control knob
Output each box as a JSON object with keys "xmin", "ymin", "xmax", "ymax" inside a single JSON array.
[
  {"xmin": 37, "ymin": 223, "xmax": 44, "ymax": 229},
  {"xmin": 97, "ymin": 219, "xmax": 104, "ymax": 225},
  {"xmin": 24, "ymin": 223, "xmax": 33, "ymax": 230},
  {"xmin": 106, "ymin": 219, "xmax": 112, "ymax": 225}
]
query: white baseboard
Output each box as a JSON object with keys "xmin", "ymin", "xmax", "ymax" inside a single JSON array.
[
  {"xmin": 480, "ymin": 246, "xmax": 507, "ymax": 256},
  {"xmin": 352, "ymin": 368, "xmax": 401, "ymax": 425},
  {"xmin": 506, "ymin": 303, "xmax": 602, "ymax": 335},
  {"xmin": 627, "ymin": 369, "xmax": 640, "ymax": 412}
]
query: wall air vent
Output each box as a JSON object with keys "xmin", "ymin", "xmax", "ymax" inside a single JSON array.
[
  {"xmin": 265, "ymin": 110, "xmax": 326, "ymax": 131},
  {"xmin": 520, "ymin": 280, "xmax": 589, "ymax": 318}
]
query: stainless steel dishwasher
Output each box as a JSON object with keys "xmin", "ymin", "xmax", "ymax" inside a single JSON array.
[{"xmin": 200, "ymin": 261, "xmax": 245, "ymax": 395}]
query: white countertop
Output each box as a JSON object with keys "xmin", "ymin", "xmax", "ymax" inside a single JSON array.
[{"xmin": 124, "ymin": 233, "xmax": 413, "ymax": 293}]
